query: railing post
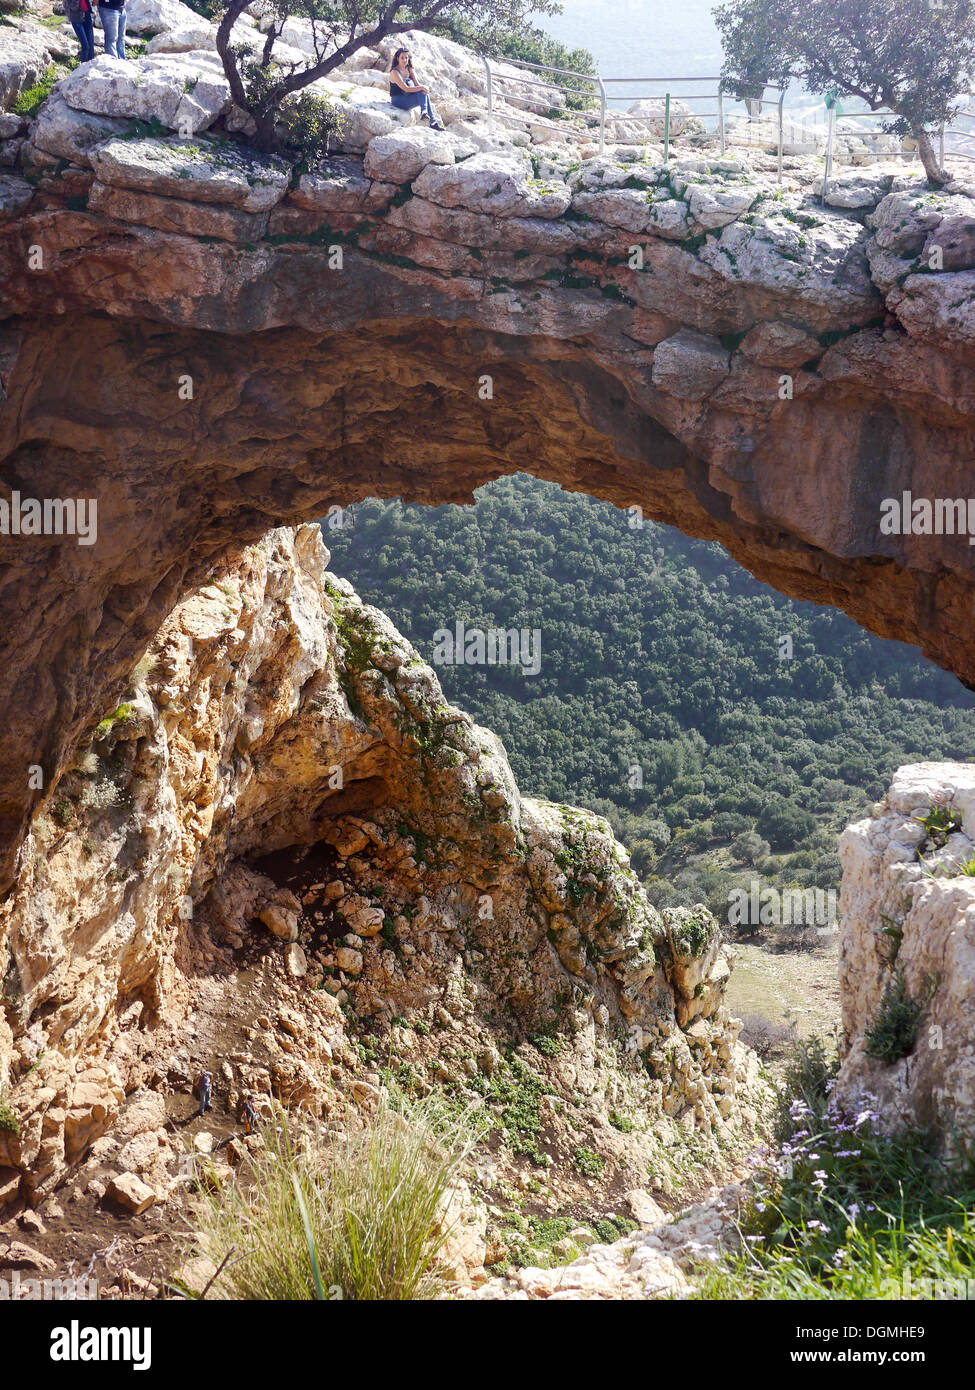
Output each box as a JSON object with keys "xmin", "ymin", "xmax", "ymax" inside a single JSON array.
[
  {"xmin": 822, "ymin": 103, "xmax": 835, "ymax": 200},
  {"xmin": 777, "ymin": 89, "xmax": 784, "ymax": 183},
  {"xmin": 717, "ymin": 84, "xmax": 725, "ymax": 157},
  {"xmin": 664, "ymin": 91, "xmax": 670, "ymax": 163},
  {"xmin": 481, "ymin": 54, "xmax": 494, "ymax": 134},
  {"xmin": 597, "ymin": 72, "xmax": 606, "ymax": 155}
]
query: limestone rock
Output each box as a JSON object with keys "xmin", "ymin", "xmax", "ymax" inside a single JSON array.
[
  {"xmin": 651, "ymin": 329, "xmax": 730, "ymax": 400},
  {"xmin": 836, "ymin": 763, "xmax": 975, "ymax": 1149},
  {"xmin": 414, "ymin": 151, "xmax": 570, "ymax": 219},
  {"xmin": 28, "ymin": 95, "xmax": 130, "ymax": 167},
  {"xmin": 59, "ymin": 54, "xmax": 231, "ymax": 135},
  {"xmin": 90, "ymin": 136, "xmax": 290, "ymax": 210},
  {"xmin": 106, "ymin": 1171, "xmax": 157, "ymax": 1214},
  {"xmin": 363, "ymin": 126, "xmax": 474, "ymax": 183},
  {"xmin": 0, "ymin": 1240, "xmax": 56, "ymax": 1272}
]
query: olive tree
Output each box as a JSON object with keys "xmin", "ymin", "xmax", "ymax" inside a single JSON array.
[
  {"xmin": 712, "ymin": 0, "xmax": 975, "ymax": 185},
  {"xmin": 215, "ymin": 0, "xmax": 559, "ymax": 154}
]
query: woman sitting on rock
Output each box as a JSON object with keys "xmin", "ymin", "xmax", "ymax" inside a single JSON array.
[{"xmin": 388, "ymin": 48, "xmax": 445, "ymax": 131}]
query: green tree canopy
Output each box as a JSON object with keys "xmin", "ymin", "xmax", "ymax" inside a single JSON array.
[{"xmin": 713, "ymin": 0, "xmax": 975, "ymax": 184}]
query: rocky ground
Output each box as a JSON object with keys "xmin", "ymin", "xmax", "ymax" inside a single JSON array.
[{"xmin": 0, "ymin": 523, "xmax": 770, "ymax": 1297}]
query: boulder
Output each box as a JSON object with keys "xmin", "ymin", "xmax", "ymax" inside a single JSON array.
[
  {"xmin": 0, "ymin": 1240, "xmax": 56, "ymax": 1272},
  {"xmin": 29, "ymin": 94, "xmax": 130, "ymax": 167},
  {"xmin": 59, "ymin": 54, "xmax": 231, "ymax": 134},
  {"xmin": 363, "ymin": 125, "xmax": 474, "ymax": 183},
  {"xmin": 125, "ymin": 0, "xmax": 201, "ymax": 35},
  {"xmin": 106, "ymin": 1171, "xmax": 157, "ymax": 1214},
  {"xmin": 651, "ymin": 328, "xmax": 730, "ymax": 400},
  {"xmin": 90, "ymin": 135, "xmax": 290, "ymax": 210},
  {"xmin": 145, "ymin": 21, "xmax": 219, "ymax": 53},
  {"xmin": 284, "ymin": 942, "xmax": 307, "ymax": 977},
  {"xmin": 259, "ymin": 902, "xmax": 300, "ymax": 940},
  {"xmin": 414, "ymin": 150, "xmax": 570, "ymax": 219}
]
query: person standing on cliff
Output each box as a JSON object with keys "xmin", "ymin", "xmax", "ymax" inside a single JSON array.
[
  {"xmin": 197, "ymin": 1069, "xmax": 213, "ymax": 1117},
  {"xmin": 97, "ymin": 0, "xmax": 126, "ymax": 60},
  {"xmin": 388, "ymin": 48, "xmax": 445, "ymax": 131},
  {"xmin": 65, "ymin": 0, "xmax": 95, "ymax": 63}
]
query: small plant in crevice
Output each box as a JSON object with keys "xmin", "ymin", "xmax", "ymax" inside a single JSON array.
[
  {"xmin": 915, "ymin": 803, "xmax": 963, "ymax": 855},
  {"xmin": 0, "ymin": 1092, "xmax": 20, "ymax": 1138},
  {"xmin": 863, "ymin": 970, "xmax": 939, "ymax": 1065},
  {"xmin": 873, "ymin": 911, "xmax": 904, "ymax": 967}
]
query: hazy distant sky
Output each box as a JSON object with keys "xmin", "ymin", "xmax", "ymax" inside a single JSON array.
[{"xmin": 540, "ymin": 0, "xmax": 724, "ymax": 80}]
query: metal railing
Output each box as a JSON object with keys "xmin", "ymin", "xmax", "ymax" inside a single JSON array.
[
  {"xmin": 816, "ymin": 98, "xmax": 975, "ymax": 196},
  {"xmin": 480, "ymin": 55, "xmax": 787, "ymax": 175},
  {"xmin": 480, "ymin": 55, "xmax": 606, "ymax": 151}
]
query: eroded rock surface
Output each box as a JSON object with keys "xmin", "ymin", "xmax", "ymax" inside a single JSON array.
[
  {"xmin": 837, "ymin": 762, "xmax": 975, "ymax": 1147},
  {"xmin": 0, "ymin": 524, "xmax": 760, "ymax": 1206},
  {"xmin": 0, "ymin": 17, "xmax": 974, "ymax": 887}
]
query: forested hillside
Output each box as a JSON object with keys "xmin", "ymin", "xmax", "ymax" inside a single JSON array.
[{"xmin": 324, "ymin": 475, "xmax": 975, "ymax": 923}]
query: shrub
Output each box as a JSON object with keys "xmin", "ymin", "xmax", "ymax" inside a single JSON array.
[
  {"xmin": 864, "ymin": 971, "xmax": 938, "ymax": 1065},
  {"xmin": 0, "ymin": 1099, "xmax": 20, "ymax": 1138},
  {"xmin": 277, "ymin": 91, "xmax": 346, "ymax": 173},
  {"xmin": 182, "ymin": 1098, "xmax": 482, "ymax": 1300},
  {"xmin": 572, "ymin": 1146, "xmax": 605, "ymax": 1178}
]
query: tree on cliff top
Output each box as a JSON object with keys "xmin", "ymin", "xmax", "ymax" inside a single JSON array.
[
  {"xmin": 712, "ymin": 0, "xmax": 975, "ymax": 185},
  {"xmin": 215, "ymin": 0, "xmax": 560, "ymax": 155}
]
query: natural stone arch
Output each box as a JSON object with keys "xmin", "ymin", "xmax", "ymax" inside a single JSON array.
[{"xmin": 2, "ymin": 156, "xmax": 975, "ymax": 890}]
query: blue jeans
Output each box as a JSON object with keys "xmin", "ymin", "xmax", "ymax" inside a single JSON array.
[
  {"xmin": 391, "ymin": 89, "xmax": 441, "ymax": 126},
  {"xmin": 70, "ymin": 13, "xmax": 95, "ymax": 62},
  {"xmin": 99, "ymin": 5, "xmax": 126, "ymax": 58}
]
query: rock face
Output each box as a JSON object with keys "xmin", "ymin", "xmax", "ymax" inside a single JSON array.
[
  {"xmin": 0, "ymin": 15, "xmax": 974, "ymax": 889},
  {"xmin": 0, "ymin": 524, "xmax": 758, "ymax": 1199},
  {"xmin": 836, "ymin": 763, "xmax": 975, "ymax": 1149}
]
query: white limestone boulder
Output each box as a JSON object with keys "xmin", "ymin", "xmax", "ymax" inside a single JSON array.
[
  {"xmin": 145, "ymin": 21, "xmax": 219, "ymax": 53},
  {"xmin": 0, "ymin": 15, "xmax": 74, "ymax": 109},
  {"xmin": 363, "ymin": 124, "xmax": 475, "ymax": 183},
  {"xmin": 125, "ymin": 0, "xmax": 200, "ymax": 35},
  {"xmin": 59, "ymin": 53, "xmax": 232, "ymax": 134},
  {"xmin": 413, "ymin": 150, "xmax": 569, "ymax": 218},
  {"xmin": 29, "ymin": 93, "xmax": 130, "ymax": 166},
  {"xmin": 90, "ymin": 135, "xmax": 290, "ymax": 210}
]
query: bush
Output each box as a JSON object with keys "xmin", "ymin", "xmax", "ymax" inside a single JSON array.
[
  {"xmin": 756, "ymin": 799, "xmax": 817, "ymax": 851},
  {"xmin": 739, "ymin": 1013, "xmax": 796, "ymax": 1060},
  {"xmin": 277, "ymin": 91, "xmax": 346, "ymax": 172},
  {"xmin": 864, "ymin": 971, "xmax": 938, "ymax": 1064},
  {"xmin": 182, "ymin": 1099, "xmax": 482, "ymax": 1300},
  {"xmin": 572, "ymin": 1146, "xmax": 605, "ymax": 1178},
  {"xmin": 730, "ymin": 830, "xmax": 770, "ymax": 865}
]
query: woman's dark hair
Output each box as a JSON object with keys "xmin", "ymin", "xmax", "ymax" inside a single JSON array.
[{"xmin": 390, "ymin": 47, "xmax": 413, "ymax": 72}]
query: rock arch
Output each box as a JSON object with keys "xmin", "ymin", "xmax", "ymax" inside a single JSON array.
[{"xmin": 2, "ymin": 131, "xmax": 975, "ymax": 889}]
